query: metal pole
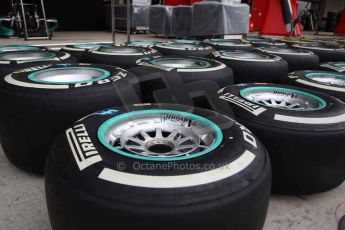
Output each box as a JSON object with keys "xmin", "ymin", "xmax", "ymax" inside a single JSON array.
[
  {"xmin": 111, "ymin": 0, "xmax": 116, "ymax": 45},
  {"xmin": 20, "ymin": 0, "xmax": 29, "ymax": 40},
  {"xmin": 40, "ymin": 0, "xmax": 50, "ymax": 39},
  {"xmin": 126, "ymin": 0, "xmax": 131, "ymax": 43}
]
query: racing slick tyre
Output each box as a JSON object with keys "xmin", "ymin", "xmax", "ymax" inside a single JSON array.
[
  {"xmin": 154, "ymin": 41, "xmax": 215, "ymax": 57},
  {"xmin": 258, "ymin": 47, "xmax": 320, "ymax": 72},
  {"xmin": 82, "ymin": 46, "xmax": 159, "ymax": 69},
  {"xmin": 217, "ymin": 83, "xmax": 345, "ymax": 195},
  {"xmin": 0, "ymin": 45, "xmax": 47, "ymax": 53},
  {"xmin": 61, "ymin": 43, "xmax": 111, "ymax": 61},
  {"xmin": 319, "ymin": 62, "xmax": 345, "ymax": 73},
  {"xmin": 210, "ymin": 50, "xmax": 288, "ymax": 84},
  {"xmin": 0, "ymin": 63, "xmax": 140, "ymax": 174},
  {"xmin": 135, "ymin": 56, "xmax": 234, "ymax": 87},
  {"xmin": 203, "ymin": 39, "xmax": 254, "ymax": 51},
  {"xmin": 246, "ymin": 37, "xmax": 288, "ymax": 48},
  {"xmin": 127, "ymin": 41, "xmax": 162, "ymax": 48},
  {"xmin": 45, "ymin": 103, "xmax": 271, "ymax": 230},
  {"xmin": 0, "ymin": 50, "xmax": 76, "ymax": 77},
  {"xmin": 292, "ymin": 43, "xmax": 345, "ymax": 62},
  {"xmin": 283, "ymin": 70, "xmax": 345, "ymax": 102}
]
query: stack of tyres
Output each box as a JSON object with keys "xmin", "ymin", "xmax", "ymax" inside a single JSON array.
[{"xmin": 0, "ymin": 63, "xmax": 140, "ymax": 173}]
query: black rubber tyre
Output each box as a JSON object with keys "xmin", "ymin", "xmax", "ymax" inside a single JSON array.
[
  {"xmin": 258, "ymin": 47, "xmax": 320, "ymax": 72},
  {"xmin": 0, "ymin": 45, "xmax": 47, "ymax": 53},
  {"xmin": 319, "ymin": 62, "xmax": 345, "ymax": 73},
  {"xmin": 283, "ymin": 70, "xmax": 345, "ymax": 102},
  {"xmin": 81, "ymin": 46, "xmax": 159, "ymax": 69},
  {"xmin": 0, "ymin": 63, "xmax": 140, "ymax": 174},
  {"xmin": 45, "ymin": 103, "xmax": 271, "ymax": 230},
  {"xmin": 292, "ymin": 43, "xmax": 345, "ymax": 62},
  {"xmin": 340, "ymin": 215, "xmax": 345, "ymax": 230},
  {"xmin": 61, "ymin": 43, "xmax": 111, "ymax": 61},
  {"xmin": 126, "ymin": 41, "xmax": 162, "ymax": 48},
  {"xmin": 0, "ymin": 50, "xmax": 76, "ymax": 77},
  {"xmin": 279, "ymin": 37, "xmax": 313, "ymax": 45},
  {"xmin": 246, "ymin": 37, "xmax": 288, "ymax": 48},
  {"xmin": 203, "ymin": 39, "xmax": 254, "ymax": 51},
  {"xmin": 251, "ymin": 41, "xmax": 288, "ymax": 48},
  {"xmin": 135, "ymin": 56, "xmax": 234, "ymax": 87},
  {"xmin": 154, "ymin": 41, "xmax": 215, "ymax": 57},
  {"xmin": 210, "ymin": 50, "xmax": 289, "ymax": 83},
  {"xmin": 217, "ymin": 83, "xmax": 345, "ymax": 195}
]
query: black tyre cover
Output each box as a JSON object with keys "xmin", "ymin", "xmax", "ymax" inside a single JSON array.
[
  {"xmin": 218, "ymin": 83, "xmax": 345, "ymax": 195},
  {"xmin": 0, "ymin": 63, "xmax": 141, "ymax": 173},
  {"xmin": 45, "ymin": 103, "xmax": 271, "ymax": 230}
]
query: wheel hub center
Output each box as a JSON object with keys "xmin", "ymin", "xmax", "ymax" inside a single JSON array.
[{"xmin": 146, "ymin": 140, "xmax": 175, "ymax": 154}]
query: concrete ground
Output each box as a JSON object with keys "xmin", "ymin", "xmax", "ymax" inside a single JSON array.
[
  {"xmin": 0, "ymin": 31, "xmax": 345, "ymax": 230},
  {"xmin": 1, "ymin": 144, "xmax": 345, "ymax": 230},
  {"xmin": 0, "ymin": 31, "xmax": 166, "ymax": 47}
]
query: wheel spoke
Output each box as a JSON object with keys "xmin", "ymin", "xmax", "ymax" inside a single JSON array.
[
  {"xmin": 155, "ymin": 128, "xmax": 163, "ymax": 138},
  {"xmin": 168, "ymin": 129, "xmax": 179, "ymax": 140},
  {"xmin": 139, "ymin": 130, "xmax": 151, "ymax": 140},
  {"xmin": 176, "ymin": 145, "xmax": 196, "ymax": 150}
]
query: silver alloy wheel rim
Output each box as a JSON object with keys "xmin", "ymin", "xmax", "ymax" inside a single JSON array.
[
  {"xmin": 166, "ymin": 43, "xmax": 201, "ymax": 49},
  {"xmin": 151, "ymin": 58, "xmax": 210, "ymax": 68},
  {"xmin": 0, "ymin": 51, "xmax": 55, "ymax": 61},
  {"xmin": 73, "ymin": 44, "xmax": 102, "ymax": 49},
  {"xmin": 262, "ymin": 47, "xmax": 309, "ymax": 54},
  {"xmin": 221, "ymin": 51, "xmax": 271, "ymax": 59},
  {"xmin": 0, "ymin": 46, "xmax": 40, "ymax": 52},
  {"xmin": 240, "ymin": 87, "xmax": 327, "ymax": 111},
  {"xmin": 306, "ymin": 73, "xmax": 345, "ymax": 86},
  {"xmin": 28, "ymin": 67, "xmax": 110, "ymax": 84},
  {"xmin": 98, "ymin": 110, "xmax": 222, "ymax": 160},
  {"xmin": 207, "ymin": 39, "xmax": 250, "ymax": 46},
  {"xmin": 99, "ymin": 46, "xmax": 143, "ymax": 54}
]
